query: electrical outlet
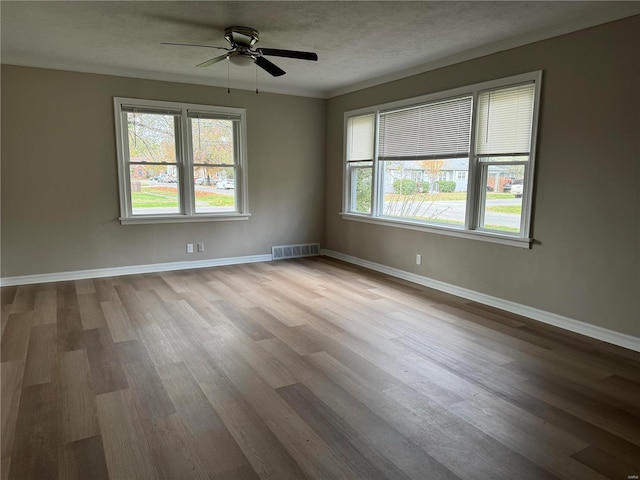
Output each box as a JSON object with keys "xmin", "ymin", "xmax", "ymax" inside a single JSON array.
[
  {"xmin": 197, "ymin": 242, "xmax": 205, "ymax": 252},
  {"xmin": 186, "ymin": 243, "xmax": 194, "ymax": 254},
  {"xmin": 416, "ymin": 254, "xmax": 422, "ymax": 265}
]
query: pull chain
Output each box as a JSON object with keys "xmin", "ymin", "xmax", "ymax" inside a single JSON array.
[
  {"xmin": 227, "ymin": 57, "xmax": 230, "ymax": 94},
  {"xmin": 255, "ymin": 63, "xmax": 259, "ymax": 94}
]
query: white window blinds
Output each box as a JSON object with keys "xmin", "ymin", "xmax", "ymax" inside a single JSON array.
[
  {"xmin": 378, "ymin": 96, "xmax": 472, "ymax": 161},
  {"xmin": 346, "ymin": 114, "xmax": 375, "ymax": 162},
  {"xmin": 121, "ymin": 106, "xmax": 181, "ymax": 116},
  {"xmin": 476, "ymin": 83, "xmax": 535, "ymax": 156},
  {"xmin": 187, "ymin": 111, "xmax": 241, "ymax": 121}
]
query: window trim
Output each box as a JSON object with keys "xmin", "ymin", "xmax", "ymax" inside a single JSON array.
[
  {"xmin": 341, "ymin": 71, "xmax": 542, "ymax": 248},
  {"xmin": 114, "ymin": 97, "xmax": 249, "ymax": 225}
]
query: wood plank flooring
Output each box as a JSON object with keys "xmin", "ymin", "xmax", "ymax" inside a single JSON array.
[{"xmin": 1, "ymin": 256, "xmax": 639, "ymax": 479}]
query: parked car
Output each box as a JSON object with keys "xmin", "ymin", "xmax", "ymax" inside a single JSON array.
[
  {"xmin": 216, "ymin": 179, "xmax": 235, "ymax": 189},
  {"xmin": 511, "ymin": 178, "xmax": 524, "ymax": 198},
  {"xmin": 151, "ymin": 174, "xmax": 177, "ymax": 183},
  {"xmin": 195, "ymin": 176, "xmax": 211, "ymax": 185},
  {"xmin": 502, "ymin": 180, "xmax": 512, "ymax": 193}
]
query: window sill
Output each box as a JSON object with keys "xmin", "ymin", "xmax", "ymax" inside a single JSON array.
[
  {"xmin": 119, "ymin": 213, "xmax": 251, "ymax": 225},
  {"xmin": 340, "ymin": 212, "xmax": 532, "ymax": 249}
]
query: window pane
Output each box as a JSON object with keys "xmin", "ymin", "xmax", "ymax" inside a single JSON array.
[
  {"xmin": 481, "ymin": 164, "xmax": 525, "ymax": 233},
  {"xmin": 349, "ymin": 165, "xmax": 372, "ymax": 214},
  {"xmin": 191, "ymin": 118, "xmax": 235, "ymax": 165},
  {"xmin": 476, "ymin": 83, "xmax": 535, "ymax": 155},
  {"xmin": 347, "ymin": 115, "xmax": 375, "ymax": 161},
  {"xmin": 129, "ymin": 165, "xmax": 180, "ymax": 215},
  {"xmin": 194, "ymin": 166, "xmax": 236, "ymax": 213},
  {"xmin": 382, "ymin": 159, "xmax": 468, "ymax": 226},
  {"xmin": 127, "ymin": 112, "xmax": 177, "ymax": 163},
  {"xmin": 478, "ymin": 155, "xmax": 529, "ymax": 163},
  {"xmin": 379, "ymin": 96, "xmax": 472, "ymax": 160}
]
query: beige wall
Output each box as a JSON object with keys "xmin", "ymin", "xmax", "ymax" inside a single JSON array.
[
  {"xmin": 324, "ymin": 16, "xmax": 640, "ymax": 337},
  {"xmin": 1, "ymin": 66, "xmax": 325, "ymax": 276}
]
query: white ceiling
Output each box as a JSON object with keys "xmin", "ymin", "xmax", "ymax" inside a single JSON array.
[{"xmin": 2, "ymin": 1, "xmax": 639, "ymax": 98}]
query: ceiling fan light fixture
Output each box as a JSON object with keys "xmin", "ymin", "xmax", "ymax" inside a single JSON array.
[{"xmin": 228, "ymin": 53, "xmax": 255, "ymax": 67}]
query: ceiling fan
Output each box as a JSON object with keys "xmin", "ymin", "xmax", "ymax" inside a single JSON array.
[{"xmin": 162, "ymin": 26, "xmax": 318, "ymax": 77}]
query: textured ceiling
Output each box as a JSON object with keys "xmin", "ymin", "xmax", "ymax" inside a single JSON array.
[{"xmin": 2, "ymin": 1, "xmax": 639, "ymax": 98}]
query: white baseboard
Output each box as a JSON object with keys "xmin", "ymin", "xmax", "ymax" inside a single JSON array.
[
  {"xmin": 0, "ymin": 254, "xmax": 273, "ymax": 287},
  {"xmin": 321, "ymin": 249, "xmax": 639, "ymax": 352},
  {"xmin": 3, "ymin": 249, "xmax": 637, "ymax": 352}
]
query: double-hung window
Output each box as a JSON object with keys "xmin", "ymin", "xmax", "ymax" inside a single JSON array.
[
  {"xmin": 114, "ymin": 97, "xmax": 248, "ymax": 224},
  {"xmin": 343, "ymin": 71, "xmax": 541, "ymax": 247},
  {"xmin": 346, "ymin": 114, "xmax": 376, "ymax": 214}
]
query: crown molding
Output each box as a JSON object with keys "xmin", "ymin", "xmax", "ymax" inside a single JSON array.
[{"xmin": 0, "ymin": 54, "xmax": 326, "ymax": 99}]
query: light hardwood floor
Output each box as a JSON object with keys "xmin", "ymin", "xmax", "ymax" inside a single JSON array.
[{"xmin": 1, "ymin": 256, "xmax": 639, "ymax": 479}]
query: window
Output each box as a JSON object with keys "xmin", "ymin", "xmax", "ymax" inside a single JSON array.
[
  {"xmin": 346, "ymin": 114, "xmax": 375, "ymax": 214},
  {"xmin": 114, "ymin": 98, "xmax": 248, "ymax": 224},
  {"xmin": 343, "ymin": 71, "xmax": 541, "ymax": 247}
]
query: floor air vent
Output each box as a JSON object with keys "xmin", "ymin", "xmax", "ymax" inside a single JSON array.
[{"xmin": 272, "ymin": 243, "xmax": 320, "ymax": 260}]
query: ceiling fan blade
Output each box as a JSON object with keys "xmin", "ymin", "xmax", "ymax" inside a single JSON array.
[
  {"xmin": 162, "ymin": 42, "xmax": 228, "ymax": 50},
  {"xmin": 195, "ymin": 54, "xmax": 228, "ymax": 68},
  {"xmin": 255, "ymin": 56, "xmax": 286, "ymax": 77},
  {"xmin": 257, "ymin": 48, "xmax": 318, "ymax": 61}
]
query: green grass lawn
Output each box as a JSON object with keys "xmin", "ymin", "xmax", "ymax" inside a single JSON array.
[
  {"xmin": 399, "ymin": 215, "xmax": 519, "ymax": 233},
  {"xmin": 419, "ymin": 217, "xmax": 519, "ymax": 233},
  {"xmin": 484, "ymin": 224, "xmax": 520, "ymax": 233},
  {"xmin": 132, "ymin": 187, "xmax": 235, "ymax": 209},
  {"xmin": 195, "ymin": 190, "xmax": 235, "ymax": 207},
  {"xmin": 414, "ymin": 216, "xmax": 464, "ymax": 226},
  {"xmin": 485, "ymin": 205, "xmax": 522, "ymax": 214},
  {"xmin": 131, "ymin": 192, "xmax": 179, "ymax": 208},
  {"xmin": 487, "ymin": 193, "xmax": 515, "ymax": 200}
]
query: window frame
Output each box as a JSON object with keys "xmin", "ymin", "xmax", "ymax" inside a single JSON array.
[
  {"xmin": 341, "ymin": 71, "xmax": 542, "ymax": 248},
  {"xmin": 114, "ymin": 97, "xmax": 249, "ymax": 225}
]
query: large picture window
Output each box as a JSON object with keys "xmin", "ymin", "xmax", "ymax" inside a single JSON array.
[
  {"xmin": 342, "ymin": 72, "xmax": 541, "ymax": 247},
  {"xmin": 114, "ymin": 98, "xmax": 248, "ymax": 224}
]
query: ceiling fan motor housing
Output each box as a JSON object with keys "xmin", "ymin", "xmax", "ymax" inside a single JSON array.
[{"xmin": 224, "ymin": 26, "xmax": 259, "ymax": 48}]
